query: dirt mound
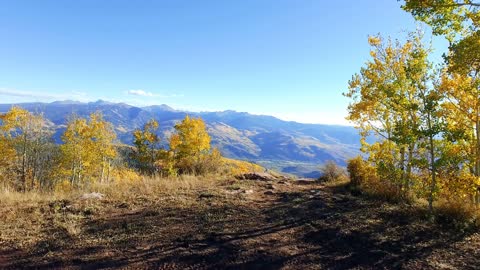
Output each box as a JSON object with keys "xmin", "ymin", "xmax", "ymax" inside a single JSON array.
[{"xmin": 236, "ymin": 172, "xmax": 280, "ymax": 181}]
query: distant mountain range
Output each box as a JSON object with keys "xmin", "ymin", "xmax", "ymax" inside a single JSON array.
[{"xmin": 0, "ymin": 100, "xmax": 362, "ymax": 177}]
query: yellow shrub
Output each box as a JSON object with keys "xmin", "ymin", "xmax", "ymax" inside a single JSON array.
[
  {"xmin": 436, "ymin": 198, "xmax": 479, "ymax": 225},
  {"xmin": 222, "ymin": 158, "xmax": 264, "ymax": 176},
  {"xmin": 347, "ymin": 156, "xmax": 375, "ymax": 187},
  {"xmin": 54, "ymin": 180, "xmax": 73, "ymax": 194},
  {"xmin": 437, "ymin": 171, "xmax": 479, "ymax": 202},
  {"xmin": 347, "ymin": 156, "xmax": 403, "ymax": 201},
  {"xmin": 110, "ymin": 167, "xmax": 142, "ymax": 183}
]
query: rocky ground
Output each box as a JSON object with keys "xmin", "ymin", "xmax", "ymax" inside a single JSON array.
[{"xmin": 1, "ymin": 176, "xmax": 479, "ymax": 269}]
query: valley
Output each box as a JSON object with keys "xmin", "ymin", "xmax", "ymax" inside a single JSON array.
[{"xmin": 0, "ymin": 101, "xmax": 361, "ymax": 177}]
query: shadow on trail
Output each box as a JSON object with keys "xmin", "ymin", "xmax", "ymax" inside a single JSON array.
[{"xmin": 3, "ymin": 183, "xmax": 479, "ymax": 269}]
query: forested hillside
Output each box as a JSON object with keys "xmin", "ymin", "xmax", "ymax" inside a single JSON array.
[{"xmin": 0, "ymin": 101, "xmax": 361, "ymax": 177}]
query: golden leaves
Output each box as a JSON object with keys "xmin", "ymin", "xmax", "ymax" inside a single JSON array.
[
  {"xmin": 169, "ymin": 116, "xmax": 219, "ymax": 175},
  {"xmin": 170, "ymin": 116, "xmax": 211, "ymax": 158},
  {"xmin": 133, "ymin": 119, "xmax": 161, "ymax": 173},
  {"xmin": 60, "ymin": 112, "xmax": 117, "ymax": 185}
]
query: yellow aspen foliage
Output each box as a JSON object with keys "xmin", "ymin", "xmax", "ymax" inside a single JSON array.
[
  {"xmin": 0, "ymin": 106, "xmax": 52, "ymax": 191},
  {"xmin": 404, "ymin": 1, "xmax": 480, "ymax": 205},
  {"xmin": 133, "ymin": 119, "xmax": 161, "ymax": 174},
  {"xmin": 439, "ymin": 72, "xmax": 480, "ymax": 176},
  {"xmin": 345, "ymin": 31, "xmax": 448, "ymax": 210},
  {"xmin": 222, "ymin": 158, "xmax": 264, "ymax": 176},
  {"xmin": 169, "ymin": 116, "xmax": 219, "ymax": 175},
  {"xmin": 347, "ymin": 156, "xmax": 375, "ymax": 187},
  {"xmin": 170, "ymin": 115, "xmax": 211, "ymax": 159},
  {"xmin": 90, "ymin": 112, "xmax": 117, "ymax": 182},
  {"xmin": 54, "ymin": 179, "xmax": 73, "ymax": 194},
  {"xmin": 402, "ymin": 0, "xmax": 479, "ymax": 42},
  {"xmin": 60, "ymin": 112, "xmax": 117, "ymax": 186},
  {"xmin": 344, "ymin": 33, "xmax": 427, "ymax": 195},
  {"xmin": 110, "ymin": 167, "xmax": 142, "ymax": 184},
  {"xmin": 0, "ymin": 109, "xmax": 16, "ymax": 187},
  {"xmin": 0, "ymin": 135, "xmax": 16, "ymax": 189}
]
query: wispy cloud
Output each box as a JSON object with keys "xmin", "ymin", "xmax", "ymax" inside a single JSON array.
[
  {"xmin": 126, "ymin": 89, "xmax": 184, "ymax": 99},
  {"xmin": 127, "ymin": 89, "xmax": 154, "ymax": 97},
  {"xmin": 0, "ymin": 88, "xmax": 56, "ymax": 99},
  {"xmin": 0, "ymin": 88, "xmax": 90, "ymax": 101},
  {"xmin": 0, "ymin": 87, "xmax": 186, "ymax": 108}
]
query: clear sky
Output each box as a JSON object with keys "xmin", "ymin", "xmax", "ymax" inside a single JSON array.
[{"xmin": 0, "ymin": 0, "xmax": 448, "ymax": 125}]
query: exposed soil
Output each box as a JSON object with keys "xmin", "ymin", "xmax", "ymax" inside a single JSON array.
[{"xmin": 1, "ymin": 179, "xmax": 479, "ymax": 269}]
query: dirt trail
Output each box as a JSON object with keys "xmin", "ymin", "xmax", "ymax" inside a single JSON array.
[{"xmin": 1, "ymin": 180, "xmax": 479, "ymax": 269}]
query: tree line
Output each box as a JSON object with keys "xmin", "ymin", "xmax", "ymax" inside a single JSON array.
[
  {"xmin": 345, "ymin": 0, "xmax": 480, "ymax": 213},
  {"xmin": 0, "ymin": 108, "xmax": 221, "ymax": 192}
]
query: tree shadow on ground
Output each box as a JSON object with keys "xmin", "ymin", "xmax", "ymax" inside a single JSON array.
[{"xmin": 3, "ymin": 182, "xmax": 479, "ymax": 269}]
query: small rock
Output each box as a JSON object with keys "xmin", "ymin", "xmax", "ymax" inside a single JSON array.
[
  {"xmin": 80, "ymin": 192, "xmax": 105, "ymax": 200},
  {"xmin": 117, "ymin": 202, "xmax": 129, "ymax": 209},
  {"xmin": 278, "ymin": 180, "xmax": 291, "ymax": 185},
  {"xmin": 144, "ymin": 209, "xmax": 159, "ymax": 217},
  {"xmin": 265, "ymin": 184, "xmax": 276, "ymax": 190},
  {"xmin": 332, "ymin": 195, "xmax": 349, "ymax": 203},
  {"xmin": 199, "ymin": 193, "xmax": 215, "ymax": 199},
  {"xmin": 296, "ymin": 178, "xmax": 316, "ymax": 185},
  {"xmin": 83, "ymin": 207, "xmax": 96, "ymax": 216},
  {"xmin": 242, "ymin": 189, "xmax": 254, "ymax": 195},
  {"xmin": 236, "ymin": 172, "xmax": 277, "ymax": 181},
  {"xmin": 264, "ymin": 191, "xmax": 275, "ymax": 195}
]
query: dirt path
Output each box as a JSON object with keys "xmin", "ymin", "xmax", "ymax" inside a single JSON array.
[{"xmin": 1, "ymin": 180, "xmax": 480, "ymax": 269}]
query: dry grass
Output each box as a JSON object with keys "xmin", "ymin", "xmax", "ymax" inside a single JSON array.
[
  {"xmin": 92, "ymin": 174, "xmax": 228, "ymax": 200},
  {"xmin": 0, "ymin": 189, "xmax": 63, "ymax": 205},
  {"xmin": 2, "ymin": 174, "xmax": 480, "ymax": 269},
  {"xmin": 0, "ymin": 188, "xmax": 76, "ymax": 247},
  {"xmin": 0, "ymin": 174, "xmax": 237, "ymax": 250},
  {"xmin": 435, "ymin": 198, "xmax": 480, "ymax": 229}
]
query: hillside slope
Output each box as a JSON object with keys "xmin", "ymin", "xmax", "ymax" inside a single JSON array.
[{"xmin": 0, "ymin": 101, "xmax": 361, "ymax": 176}]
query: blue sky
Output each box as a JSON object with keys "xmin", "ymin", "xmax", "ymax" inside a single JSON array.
[{"xmin": 0, "ymin": 0, "xmax": 448, "ymax": 125}]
